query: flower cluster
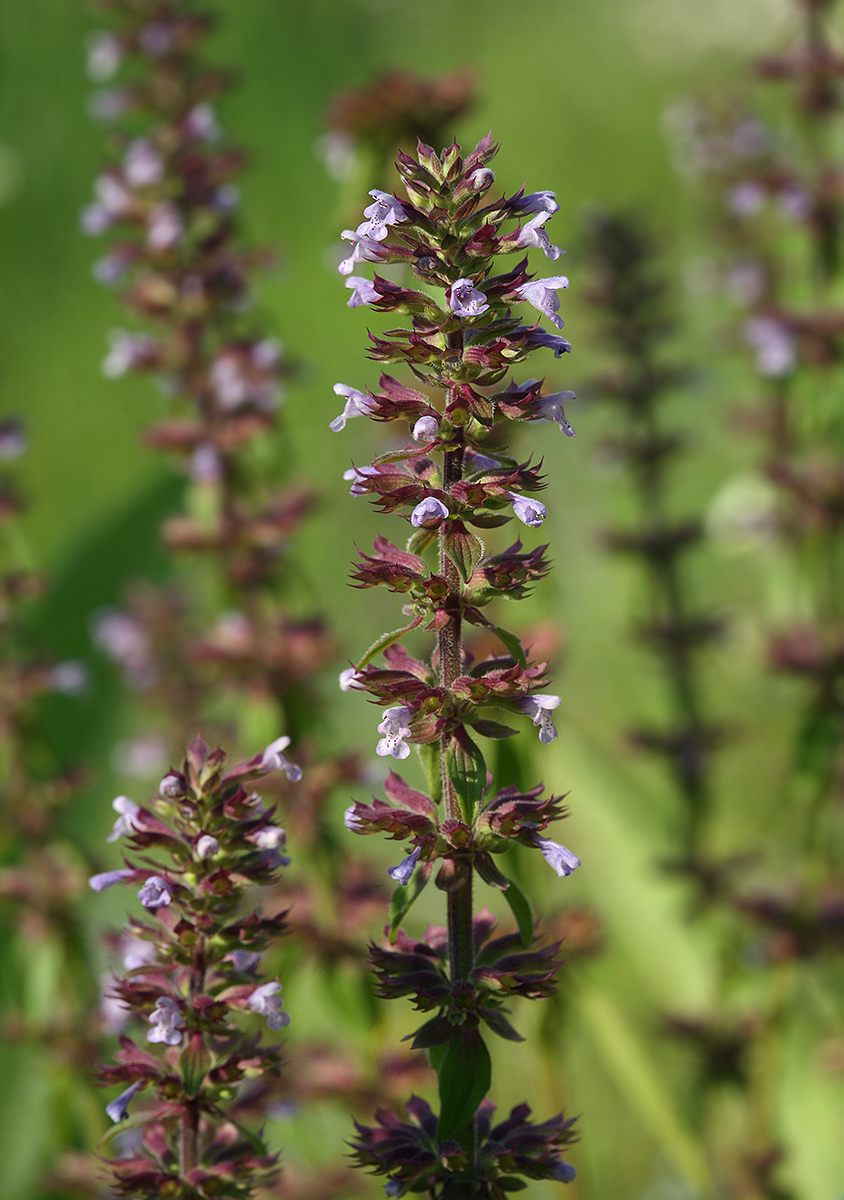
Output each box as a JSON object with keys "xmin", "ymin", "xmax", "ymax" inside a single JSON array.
[
  {"xmin": 92, "ymin": 736, "xmax": 297, "ymax": 1196},
  {"xmin": 336, "ymin": 135, "xmax": 580, "ymax": 1193}
]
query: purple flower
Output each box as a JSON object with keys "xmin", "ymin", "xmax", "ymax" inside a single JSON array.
[
  {"xmin": 147, "ymin": 996, "xmax": 184, "ymax": 1045},
  {"xmin": 536, "ymin": 390, "xmax": 576, "ymax": 436},
  {"xmin": 185, "ymin": 103, "xmax": 220, "ymax": 142},
  {"xmin": 101, "ymin": 330, "xmax": 157, "ymax": 379},
  {"xmin": 338, "ymin": 228, "xmax": 384, "ymax": 275},
  {"xmin": 387, "ymin": 845, "xmax": 422, "ymax": 886},
  {"xmin": 520, "ymin": 326, "xmax": 572, "ymax": 357},
  {"xmin": 248, "ymin": 981, "xmax": 290, "ymax": 1031},
  {"xmin": 86, "ymin": 31, "xmax": 123, "ymax": 82},
  {"xmin": 105, "ymin": 1081, "xmax": 143, "ymax": 1123},
  {"xmin": 727, "ymin": 182, "xmax": 765, "ymax": 218},
  {"xmin": 552, "ymin": 1161, "xmax": 577, "ymax": 1183},
  {"xmin": 0, "ymin": 421, "xmax": 26, "ymax": 460},
  {"xmin": 743, "ymin": 316, "xmax": 796, "ymax": 377},
  {"xmin": 345, "ymin": 276, "xmax": 380, "ymax": 308},
  {"xmin": 124, "ymin": 139, "xmax": 163, "ymax": 188},
  {"xmin": 138, "ymin": 875, "xmax": 172, "ymax": 909},
  {"xmin": 89, "ymin": 868, "xmax": 133, "ymax": 892},
  {"xmin": 330, "ymin": 383, "xmax": 376, "ymax": 432},
  {"xmin": 195, "ymin": 834, "xmax": 219, "ymax": 860},
  {"xmin": 361, "ymin": 190, "xmax": 407, "ymax": 240},
  {"xmin": 507, "ymin": 491, "xmax": 547, "ymax": 528},
  {"xmin": 535, "ymin": 835, "xmax": 581, "ymax": 877},
  {"xmin": 469, "ymin": 167, "xmax": 495, "ymax": 190},
  {"xmin": 48, "ymin": 660, "xmax": 88, "ymax": 694},
  {"xmin": 339, "ymin": 667, "xmax": 365, "ymax": 690},
  {"xmin": 448, "ymin": 278, "xmax": 489, "ymax": 318},
  {"xmin": 107, "ymin": 795, "xmax": 141, "ymax": 843},
  {"xmin": 514, "ymin": 213, "xmax": 563, "ymax": 260},
  {"xmin": 522, "ymin": 693, "xmax": 561, "ymax": 743},
  {"xmin": 410, "ymin": 496, "xmax": 449, "ymax": 528},
  {"xmin": 159, "ymin": 770, "xmax": 186, "ymax": 798},
  {"xmin": 344, "ymin": 804, "xmax": 364, "ymax": 832},
  {"xmin": 147, "ymin": 203, "xmax": 183, "ymax": 251},
  {"xmin": 511, "ymin": 190, "xmax": 560, "ymax": 215},
  {"xmin": 260, "ymin": 735, "xmax": 303, "ymax": 782},
  {"xmin": 189, "ymin": 443, "xmax": 223, "ymax": 483},
  {"xmin": 515, "ymin": 276, "xmax": 570, "ymax": 329},
  {"xmin": 376, "ymin": 706, "xmax": 413, "ymax": 760},
  {"xmin": 226, "ymin": 949, "xmax": 261, "ymax": 973},
  {"xmin": 412, "ymin": 415, "xmax": 439, "ymax": 442}
]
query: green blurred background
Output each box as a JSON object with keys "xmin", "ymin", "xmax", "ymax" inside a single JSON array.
[{"xmin": 4, "ymin": 1, "xmax": 842, "ymax": 1198}]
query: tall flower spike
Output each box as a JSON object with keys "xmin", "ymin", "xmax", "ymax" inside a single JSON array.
[{"xmin": 338, "ymin": 135, "xmax": 580, "ymax": 1194}]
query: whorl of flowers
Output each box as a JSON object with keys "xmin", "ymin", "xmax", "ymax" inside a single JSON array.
[
  {"xmin": 91, "ymin": 735, "xmax": 297, "ymax": 1196},
  {"xmin": 336, "ymin": 135, "xmax": 579, "ymax": 1193}
]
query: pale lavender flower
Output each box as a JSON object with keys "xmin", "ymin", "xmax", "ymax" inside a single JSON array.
[
  {"xmin": 189, "ymin": 443, "xmax": 223, "ymax": 483},
  {"xmin": 344, "ymin": 804, "xmax": 364, "ymax": 831},
  {"xmin": 743, "ymin": 315, "xmax": 796, "ymax": 377},
  {"xmin": 344, "ymin": 465, "xmax": 379, "ymax": 496},
  {"xmin": 147, "ymin": 996, "xmax": 185, "ymax": 1045},
  {"xmin": 48, "ymin": 660, "xmax": 88, "ymax": 694},
  {"xmin": 534, "ymin": 835, "xmax": 581, "ymax": 877},
  {"xmin": 410, "ymin": 497, "xmax": 449, "ymax": 527},
  {"xmin": 515, "ymin": 276, "xmax": 570, "ymax": 329},
  {"xmin": 346, "ymin": 275, "xmax": 380, "ymax": 308},
  {"xmin": 507, "ymin": 491, "xmax": 547, "ymax": 527},
  {"xmin": 260, "ymin": 735, "xmax": 303, "ymax": 782},
  {"xmin": 184, "ymin": 103, "xmax": 220, "ymax": 142},
  {"xmin": 376, "ymin": 706, "xmax": 413, "ymax": 760},
  {"xmin": 330, "ymin": 383, "xmax": 376, "ymax": 431},
  {"xmin": 519, "ymin": 326, "xmax": 572, "ymax": 357},
  {"xmin": 106, "ymin": 1081, "xmax": 143, "ymax": 1123},
  {"xmin": 226, "ymin": 949, "xmax": 261, "ymax": 973},
  {"xmin": 89, "ymin": 868, "xmax": 133, "ymax": 892},
  {"xmin": 139, "ymin": 22, "xmax": 171, "ymax": 56},
  {"xmin": 536, "ymin": 390, "xmax": 576, "ymax": 436},
  {"xmin": 0, "ymin": 421, "xmax": 26, "ymax": 460},
  {"xmin": 147, "ymin": 202, "xmax": 183, "ymax": 250},
  {"xmin": 101, "ymin": 331, "xmax": 158, "ymax": 380},
  {"xmin": 449, "ymin": 278, "xmax": 489, "ymax": 318},
  {"xmin": 95, "ymin": 173, "xmax": 133, "ymax": 219},
  {"xmin": 87, "ymin": 89, "xmax": 128, "ymax": 122},
  {"xmin": 93, "ymin": 251, "xmax": 130, "ymax": 284},
  {"xmin": 86, "ymin": 32, "xmax": 123, "ymax": 81},
  {"xmin": 779, "ymin": 185, "xmax": 811, "ymax": 222},
  {"xmin": 511, "ymin": 190, "xmax": 559, "ymax": 215},
  {"xmin": 552, "ymin": 1161, "xmax": 577, "ymax": 1183},
  {"xmin": 522, "ymin": 693, "xmax": 561, "ymax": 743},
  {"xmin": 159, "ymin": 770, "xmax": 186, "ymax": 798},
  {"xmin": 120, "ymin": 933, "xmax": 157, "ymax": 971},
  {"xmin": 124, "ymin": 139, "xmax": 163, "ymax": 188},
  {"xmin": 339, "ymin": 667, "xmax": 366, "ymax": 690},
  {"xmin": 412, "ymin": 415, "xmax": 439, "ymax": 442},
  {"xmin": 138, "ymin": 875, "xmax": 172, "ymax": 909},
  {"xmin": 469, "ymin": 167, "xmax": 495, "ymax": 190},
  {"xmin": 247, "ymin": 981, "xmax": 290, "ymax": 1031},
  {"xmin": 107, "ymin": 795, "xmax": 141, "ymax": 842},
  {"xmin": 195, "ymin": 834, "xmax": 219, "ymax": 859},
  {"xmin": 387, "ymin": 845, "xmax": 421, "ymax": 886},
  {"xmin": 727, "ymin": 181, "xmax": 765, "ymax": 217},
  {"xmin": 248, "ymin": 826, "xmax": 287, "ymax": 852},
  {"xmin": 338, "ymin": 228, "xmax": 384, "ymax": 275},
  {"xmin": 361, "ymin": 190, "xmax": 407, "ymax": 240},
  {"xmin": 514, "ymin": 212, "xmax": 563, "ymax": 260}
]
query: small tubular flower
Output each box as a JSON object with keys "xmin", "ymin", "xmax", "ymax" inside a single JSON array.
[
  {"xmin": 387, "ymin": 845, "xmax": 421, "ymax": 886},
  {"xmin": 260, "ymin": 735, "xmax": 303, "ymax": 782},
  {"xmin": 535, "ymin": 835, "xmax": 581, "ymax": 877},
  {"xmin": 514, "ymin": 213, "xmax": 563, "ymax": 260},
  {"xmin": 330, "ymin": 383, "xmax": 376, "ymax": 432},
  {"xmin": 508, "ymin": 491, "xmax": 547, "ymax": 527},
  {"xmin": 412, "ymin": 415, "xmax": 439, "ymax": 442},
  {"xmin": 523, "ymin": 694, "xmax": 561, "ymax": 743},
  {"xmin": 105, "ymin": 1081, "xmax": 143, "ymax": 1124},
  {"xmin": 195, "ymin": 834, "xmax": 219, "ymax": 859},
  {"xmin": 516, "ymin": 276, "xmax": 570, "ymax": 329},
  {"xmin": 376, "ymin": 707, "xmax": 413, "ymax": 760},
  {"xmin": 362, "ymin": 190, "xmax": 407, "ymax": 239},
  {"xmin": 339, "ymin": 229, "xmax": 384, "ymax": 275},
  {"xmin": 248, "ymin": 981, "xmax": 290, "ymax": 1031},
  {"xmin": 137, "ymin": 875, "xmax": 172, "ymax": 909},
  {"xmin": 147, "ymin": 996, "xmax": 185, "ymax": 1045},
  {"xmin": 410, "ymin": 497, "xmax": 449, "ymax": 527},
  {"xmin": 107, "ymin": 795, "xmax": 140, "ymax": 842},
  {"xmin": 448, "ymin": 278, "xmax": 489, "ymax": 318},
  {"xmin": 346, "ymin": 275, "xmax": 380, "ymax": 308},
  {"xmin": 89, "ymin": 868, "xmax": 133, "ymax": 892},
  {"xmin": 536, "ymin": 390, "xmax": 576, "ymax": 436}
]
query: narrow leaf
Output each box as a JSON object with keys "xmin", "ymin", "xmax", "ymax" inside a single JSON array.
[
  {"xmin": 502, "ymin": 875, "xmax": 534, "ymax": 946},
  {"xmin": 407, "ymin": 1015, "xmax": 456, "ymax": 1049},
  {"xmin": 354, "ymin": 614, "xmax": 423, "ymax": 672},
  {"xmin": 437, "ymin": 1028, "xmax": 491, "ymax": 1140},
  {"xmin": 471, "ymin": 718, "xmax": 519, "ymax": 739},
  {"xmin": 481, "ymin": 1008, "xmax": 524, "ymax": 1042}
]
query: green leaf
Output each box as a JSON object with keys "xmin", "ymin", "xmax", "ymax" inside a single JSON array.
[
  {"xmin": 389, "ymin": 867, "xmax": 430, "ymax": 943},
  {"xmin": 499, "ymin": 1178, "xmax": 528, "ymax": 1192},
  {"xmin": 354, "ymin": 614, "xmax": 423, "ymax": 672},
  {"xmin": 481, "ymin": 1008, "xmax": 524, "ymax": 1042},
  {"xmin": 443, "ymin": 522, "xmax": 484, "ymax": 582},
  {"xmin": 471, "ymin": 718, "xmax": 518, "ymax": 739},
  {"xmin": 437, "ymin": 1028, "xmax": 491, "ymax": 1140},
  {"xmin": 445, "ymin": 726, "xmax": 487, "ymax": 822},
  {"xmin": 407, "ymin": 527, "xmax": 437, "ymax": 556},
  {"xmin": 407, "ymin": 1015, "xmax": 456, "ymax": 1049},
  {"xmin": 465, "ymin": 612, "xmax": 527, "ymax": 668},
  {"xmin": 502, "ymin": 876, "xmax": 534, "ymax": 946},
  {"xmin": 467, "ymin": 511, "xmax": 512, "ymax": 529}
]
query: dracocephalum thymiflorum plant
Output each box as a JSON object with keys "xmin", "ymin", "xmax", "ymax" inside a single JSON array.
[{"xmin": 334, "ymin": 134, "xmax": 580, "ymax": 1197}]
